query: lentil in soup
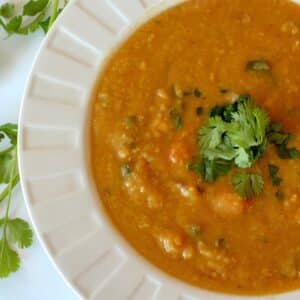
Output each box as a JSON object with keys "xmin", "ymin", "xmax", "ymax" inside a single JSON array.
[{"xmin": 91, "ymin": 0, "xmax": 300, "ymax": 294}]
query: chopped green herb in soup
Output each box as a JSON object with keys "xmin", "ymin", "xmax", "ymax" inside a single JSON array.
[{"xmin": 92, "ymin": 0, "xmax": 300, "ymax": 295}]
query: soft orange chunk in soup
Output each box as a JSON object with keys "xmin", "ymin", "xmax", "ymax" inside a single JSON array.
[{"xmin": 92, "ymin": 0, "xmax": 300, "ymax": 295}]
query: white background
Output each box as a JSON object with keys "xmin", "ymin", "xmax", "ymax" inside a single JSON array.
[{"xmin": 0, "ymin": 30, "xmax": 78, "ymax": 300}]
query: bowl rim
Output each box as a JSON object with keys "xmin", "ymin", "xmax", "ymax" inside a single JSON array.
[{"xmin": 18, "ymin": 0, "xmax": 300, "ymax": 299}]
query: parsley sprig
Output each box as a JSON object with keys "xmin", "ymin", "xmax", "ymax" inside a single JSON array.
[
  {"xmin": 0, "ymin": 124, "xmax": 33, "ymax": 278},
  {"xmin": 0, "ymin": 0, "xmax": 67, "ymax": 36}
]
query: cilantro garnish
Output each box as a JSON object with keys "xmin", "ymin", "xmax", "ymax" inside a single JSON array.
[
  {"xmin": 0, "ymin": 3, "xmax": 14, "ymax": 18},
  {"xmin": 0, "ymin": 0, "xmax": 67, "ymax": 37},
  {"xmin": 191, "ymin": 92, "xmax": 300, "ymax": 199},
  {"xmin": 231, "ymin": 172, "xmax": 264, "ymax": 199},
  {"xmin": 170, "ymin": 108, "xmax": 183, "ymax": 130},
  {"xmin": 267, "ymin": 123, "xmax": 300, "ymax": 159},
  {"xmin": 188, "ymin": 158, "xmax": 232, "ymax": 183},
  {"xmin": 268, "ymin": 164, "xmax": 282, "ymax": 186},
  {"xmin": 198, "ymin": 95, "xmax": 269, "ymax": 180},
  {"xmin": 0, "ymin": 124, "xmax": 33, "ymax": 278},
  {"xmin": 23, "ymin": 0, "xmax": 49, "ymax": 16}
]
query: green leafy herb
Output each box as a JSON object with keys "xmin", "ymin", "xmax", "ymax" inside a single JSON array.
[
  {"xmin": 191, "ymin": 91, "xmax": 300, "ymax": 198},
  {"xmin": 268, "ymin": 164, "xmax": 282, "ymax": 186},
  {"xmin": 0, "ymin": 238, "xmax": 19, "ymax": 278},
  {"xmin": 5, "ymin": 16, "xmax": 22, "ymax": 34},
  {"xmin": 7, "ymin": 219, "xmax": 33, "ymax": 249},
  {"xmin": 0, "ymin": 0, "xmax": 67, "ymax": 37},
  {"xmin": 18, "ymin": 10, "xmax": 46, "ymax": 35},
  {"xmin": 231, "ymin": 172, "xmax": 264, "ymax": 199},
  {"xmin": 272, "ymin": 177, "xmax": 282, "ymax": 186},
  {"xmin": 268, "ymin": 164, "xmax": 279, "ymax": 177},
  {"xmin": 188, "ymin": 158, "xmax": 232, "ymax": 183},
  {"xmin": 48, "ymin": 0, "xmax": 60, "ymax": 30},
  {"xmin": 268, "ymin": 122, "xmax": 300, "ymax": 159},
  {"xmin": 246, "ymin": 59, "xmax": 271, "ymax": 73},
  {"xmin": 39, "ymin": 16, "xmax": 50, "ymax": 33},
  {"xmin": 23, "ymin": 0, "xmax": 49, "ymax": 16},
  {"xmin": 277, "ymin": 144, "xmax": 300, "ymax": 159},
  {"xmin": 170, "ymin": 108, "xmax": 183, "ymax": 130},
  {"xmin": 197, "ymin": 95, "xmax": 269, "ymax": 182},
  {"xmin": 0, "ymin": 124, "xmax": 33, "ymax": 278},
  {"xmin": 0, "ymin": 152, "xmax": 14, "ymax": 184},
  {"xmin": 0, "ymin": 123, "xmax": 17, "ymax": 144},
  {"xmin": 0, "ymin": 3, "xmax": 15, "ymax": 18}
]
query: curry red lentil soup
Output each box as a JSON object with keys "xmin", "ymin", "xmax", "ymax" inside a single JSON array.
[{"xmin": 91, "ymin": 0, "xmax": 300, "ymax": 295}]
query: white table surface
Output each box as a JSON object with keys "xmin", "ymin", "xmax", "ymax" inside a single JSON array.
[{"xmin": 0, "ymin": 31, "xmax": 78, "ymax": 300}]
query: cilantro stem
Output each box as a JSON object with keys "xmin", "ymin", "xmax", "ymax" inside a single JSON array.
[
  {"xmin": 0, "ymin": 145, "xmax": 14, "ymax": 156},
  {"xmin": 0, "ymin": 175, "xmax": 19, "ymax": 203},
  {"xmin": 48, "ymin": 0, "xmax": 59, "ymax": 30},
  {"xmin": 2, "ymin": 147, "xmax": 18, "ymax": 236}
]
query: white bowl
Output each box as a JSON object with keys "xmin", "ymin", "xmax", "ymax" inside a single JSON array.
[{"xmin": 18, "ymin": 0, "xmax": 300, "ymax": 299}]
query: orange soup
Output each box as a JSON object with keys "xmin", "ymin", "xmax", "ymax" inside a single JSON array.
[{"xmin": 91, "ymin": 0, "xmax": 300, "ymax": 294}]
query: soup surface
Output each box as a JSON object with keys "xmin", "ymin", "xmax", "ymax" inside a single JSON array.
[{"xmin": 91, "ymin": 0, "xmax": 300, "ymax": 294}]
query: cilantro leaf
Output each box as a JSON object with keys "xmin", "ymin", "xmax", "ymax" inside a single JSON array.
[
  {"xmin": 8, "ymin": 219, "xmax": 33, "ymax": 249},
  {"xmin": 0, "ymin": 3, "xmax": 15, "ymax": 18},
  {"xmin": 0, "ymin": 123, "xmax": 18, "ymax": 145},
  {"xmin": 0, "ymin": 0, "xmax": 66, "ymax": 37},
  {"xmin": 227, "ymin": 97, "xmax": 269, "ymax": 148},
  {"xmin": 0, "ymin": 124, "xmax": 19, "ymax": 185},
  {"xmin": 40, "ymin": 5, "xmax": 63, "ymax": 33},
  {"xmin": 268, "ymin": 164, "xmax": 282, "ymax": 186},
  {"xmin": 170, "ymin": 108, "xmax": 183, "ymax": 130},
  {"xmin": 17, "ymin": 10, "xmax": 46, "ymax": 35},
  {"xmin": 268, "ymin": 164, "xmax": 279, "ymax": 176},
  {"xmin": 0, "ymin": 237, "xmax": 20, "ymax": 278},
  {"xmin": 0, "ymin": 175, "xmax": 19, "ymax": 204},
  {"xmin": 231, "ymin": 173, "xmax": 264, "ymax": 199},
  {"xmin": 6, "ymin": 16, "xmax": 22, "ymax": 35},
  {"xmin": 234, "ymin": 148, "xmax": 252, "ymax": 168},
  {"xmin": 47, "ymin": 0, "xmax": 60, "ymax": 31},
  {"xmin": 197, "ymin": 95, "xmax": 270, "ymax": 182},
  {"xmin": 189, "ymin": 158, "xmax": 232, "ymax": 183},
  {"xmin": 23, "ymin": 0, "xmax": 49, "ymax": 16},
  {"xmin": 277, "ymin": 144, "xmax": 300, "ymax": 159},
  {"xmin": 198, "ymin": 116, "xmax": 227, "ymax": 150},
  {"xmin": 267, "ymin": 122, "xmax": 300, "ymax": 159},
  {"xmin": 39, "ymin": 16, "xmax": 50, "ymax": 33},
  {"xmin": 0, "ymin": 124, "xmax": 33, "ymax": 278},
  {"xmin": 0, "ymin": 152, "xmax": 14, "ymax": 184}
]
